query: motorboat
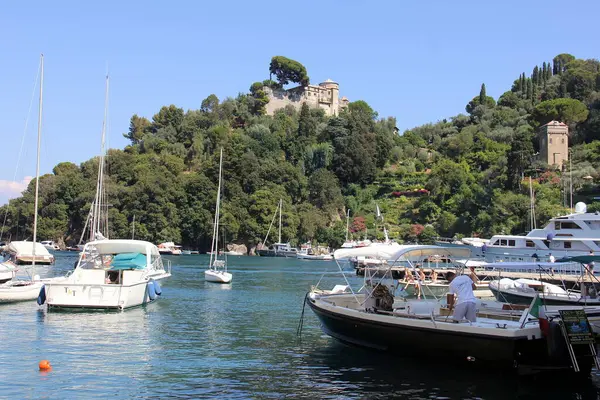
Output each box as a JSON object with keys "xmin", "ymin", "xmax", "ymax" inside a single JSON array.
[
  {"xmin": 204, "ymin": 149, "xmax": 232, "ymax": 284},
  {"xmin": 306, "ymin": 288, "xmax": 599, "ymax": 375},
  {"xmin": 40, "ymin": 239, "xmax": 171, "ymax": 310},
  {"xmin": 307, "ymin": 244, "xmax": 600, "ymax": 375},
  {"xmin": 0, "ymin": 279, "xmax": 44, "ymax": 304},
  {"xmin": 157, "ymin": 242, "xmax": 182, "ymax": 255},
  {"xmin": 489, "ymin": 277, "xmax": 600, "ymax": 306},
  {"xmin": 5, "ymin": 241, "xmax": 54, "ymax": 265},
  {"xmin": 484, "ymin": 202, "xmax": 600, "ymax": 262},
  {"xmin": 0, "ymin": 261, "xmax": 17, "ymax": 283},
  {"xmin": 296, "ymin": 244, "xmax": 333, "ymax": 260},
  {"xmin": 256, "ymin": 242, "xmax": 298, "ymax": 258},
  {"xmin": 40, "ymin": 240, "xmax": 60, "ymax": 251}
]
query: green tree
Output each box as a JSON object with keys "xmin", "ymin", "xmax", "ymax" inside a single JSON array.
[
  {"xmin": 124, "ymin": 114, "xmax": 151, "ymax": 144},
  {"xmin": 479, "ymin": 83, "xmax": 487, "ymax": 104},
  {"xmin": 533, "ymin": 98, "xmax": 589, "ymax": 125},
  {"xmin": 269, "ymin": 56, "xmax": 309, "ymax": 87}
]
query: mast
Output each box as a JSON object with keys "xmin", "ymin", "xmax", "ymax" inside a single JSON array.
[
  {"xmin": 210, "ymin": 149, "xmax": 223, "ymax": 268},
  {"xmin": 131, "ymin": 215, "xmax": 135, "ymax": 240},
  {"xmin": 569, "ymin": 152, "xmax": 573, "ymax": 211},
  {"xmin": 278, "ymin": 198, "xmax": 282, "ymax": 244},
  {"xmin": 91, "ymin": 73, "xmax": 109, "ymax": 240},
  {"xmin": 32, "ymin": 54, "xmax": 44, "ymax": 273},
  {"xmin": 345, "ymin": 209, "xmax": 350, "ymax": 242}
]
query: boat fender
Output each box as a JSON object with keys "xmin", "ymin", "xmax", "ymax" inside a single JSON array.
[
  {"xmin": 147, "ymin": 281, "xmax": 157, "ymax": 300},
  {"xmin": 37, "ymin": 285, "xmax": 46, "ymax": 305},
  {"xmin": 153, "ymin": 280, "xmax": 162, "ymax": 296}
]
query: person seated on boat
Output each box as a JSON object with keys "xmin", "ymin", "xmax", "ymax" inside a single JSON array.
[
  {"xmin": 430, "ymin": 270, "xmax": 438, "ymax": 282},
  {"xmin": 446, "ymin": 272, "xmax": 477, "ymax": 323},
  {"xmin": 105, "ymin": 270, "xmax": 119, "ymax": 284}
]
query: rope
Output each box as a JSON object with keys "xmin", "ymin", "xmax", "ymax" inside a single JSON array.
[{"xmin": 297, "ymin": 292, "xmax": 309, "ymax": 337}]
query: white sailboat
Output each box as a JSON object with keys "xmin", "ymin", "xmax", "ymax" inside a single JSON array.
[
  {"xmin": 0, "ymin": 54, "xmax": 46, "ymax": 303},
  {"xmin": 205, "ymin": 149, "xmax": 232, "ymax": 283}
]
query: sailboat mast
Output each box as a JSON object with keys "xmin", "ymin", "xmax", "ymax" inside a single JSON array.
[
  {"xmin": 210, "ymin": 149, "xmax": 223, "ymax": 267},
  {"xmin": 345, "ymin": 209, "xmax": 350, "ymax": 242},
  {"xmin": 278, "ymin": 198, "xmax": 282, "ymax": 244},
  {"xmin": 32, "ymin": 54, "xmax": 44, "ymax": 271}
]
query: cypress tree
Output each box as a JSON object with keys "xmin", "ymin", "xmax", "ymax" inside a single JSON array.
[
  {"xmin": 532, "ymin": 66, "xmax": 539, "ymax": 85},
  {"xmin": 526, "ymin": 79, "xmax": 532, "ymax": 99},
  {"xmin": 531, "ymin": 82, "xmax": 537, "ymax": 104},
  {"xmin": 479, "ymin": 83, "xmax": 487, "ymax": 105},
  {"xmin": 520, "ymin": 73, "xmax": 526, "ymax": 96},
  {"xmin": 542, "ymin": 62, "xmax": 547, "ymax": 82}
]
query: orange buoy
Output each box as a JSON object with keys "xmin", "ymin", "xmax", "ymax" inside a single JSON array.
[{"xmin": 38, "ymin": 360, "xmax": 51, "ymax": 370}]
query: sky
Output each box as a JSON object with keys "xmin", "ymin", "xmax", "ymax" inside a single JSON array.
[{"xmin": 0, "ymin": 0, "xmax": 598, "ymax": 205}]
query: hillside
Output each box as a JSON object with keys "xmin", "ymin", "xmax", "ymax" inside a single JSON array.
[{"xmin": 2, "ymin": 54, "xmax": 599, "ymax": 251}]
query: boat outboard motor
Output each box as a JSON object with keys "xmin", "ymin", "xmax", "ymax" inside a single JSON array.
[{"xmin": 367, "ymin": 284, "xmax": 394, "ymax": 312}]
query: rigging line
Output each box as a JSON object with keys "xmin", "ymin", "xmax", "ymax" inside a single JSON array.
[{"xmin": 0, "ymin": 60, "xmax": 41, "ymax": 240}]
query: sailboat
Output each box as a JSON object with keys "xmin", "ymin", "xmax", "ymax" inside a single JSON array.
[
  {"xmin": 256, "ymin": 199, "xmax": 298, "ymax": 257},
  {"xmin": 41, "ymin": 73, "xmax": 172, "ymax": 310},
  {"xmin": 205, "ymin": 149, "xmax": 232, "ymax": 283},
  {"xmin": 0, "ymin": 54, "xmax": 46, "ymax": 303}
]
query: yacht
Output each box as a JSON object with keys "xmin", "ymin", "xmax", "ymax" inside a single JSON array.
[
  {"xmin": 40, "ymin": 239, "xmax": 171, "ymax": 310},
  {"xmin": 484, "ymin": 202, "xmax": 600, "ymax": 262},
  {"xmin": 5, "ymin": 241, "xmax": 55, "ymax": 265},
  {"xmin": 157, "ymin": 242, "xmax": 183, "ymax": 255},
  {"xmin": 40, "ymin": 240, "xmax": 60, "ymax": 251}
]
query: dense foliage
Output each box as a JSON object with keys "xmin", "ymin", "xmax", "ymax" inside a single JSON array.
[{"xmin": 1, "ymin": 54, "xmax": 599, "ymax": 251}]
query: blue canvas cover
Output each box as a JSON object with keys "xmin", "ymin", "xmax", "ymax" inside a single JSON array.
[{"xmin": 110, "ymin": 252, "xmax": 147, "ymax": 270}]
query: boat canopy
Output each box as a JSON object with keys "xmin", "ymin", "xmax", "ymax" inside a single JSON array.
[
  {"xmin": 84, "ymin": 239, "xmax": 160, "ymax": 256},
  {"xmin": 386, "ymin": 245, "xmax": 472, "ymax": 262},
  {"xmin": 110, "ymin": 252, "xmax": 147, "ymax": 270},
  {"xmin": 556, "ymin": 255, "xmax": 600, "ymax": 264},
  {"xmin": 7, "ymin": 241, "xmax": 52, "ymax": 256}
]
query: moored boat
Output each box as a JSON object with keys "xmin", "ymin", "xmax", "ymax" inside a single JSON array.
[
  {"xmin": 41, "ymin": 239, "xmax": 171, "ymax": 310},
  {"xmin": 6, "ymin": 241, "xmax": 54, "ymax": 265}
]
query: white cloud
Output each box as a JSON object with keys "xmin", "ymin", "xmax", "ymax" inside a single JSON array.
[{"xmin": 0, "ymin": 176, "xmax": 32, "ymax": 205}]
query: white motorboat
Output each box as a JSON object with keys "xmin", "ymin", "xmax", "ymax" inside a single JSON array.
[
  {"xmin": 5, "ymin": 241, "xmax": 54, "ymax": 265},
  {"xmin": 204, "ymin": 149, "xmax": 232, "ymax": 284},
  {"xmin": 484, "ymin": 202, "xmax": 600, "ymax": 262},
  {"xmin": 296, "ymin": 245, "xmax": 333, "ymax": 260},
  {"xmin": 0, "ymin": 261, "xmax": 17, "ymax": 283},
  {"xmin": 41, "ymin": 239, "xmax": 171, "ymax": 310},
  {"xmin": 158, "ymin": 242, "xmax": 183, "ymax": 255},
  {"xmin": 40, "ymin": 240, "xmax": 60, "ymax": 251}
]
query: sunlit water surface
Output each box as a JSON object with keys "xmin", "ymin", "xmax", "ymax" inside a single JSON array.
[{"xmin": 1, "ymin": 252, "xmax": 600, "ymax": 399}]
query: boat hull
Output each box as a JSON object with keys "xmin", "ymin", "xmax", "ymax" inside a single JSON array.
[
  {"xmin": 307, "ymin": 295, "xmax": 594, "ymax": 374},
  {"xmin": 256, "ymin": 249, "xmax": 297, "ymax": 258},
  {"xmin": 489, "ymin": 286, "xmax": 600, "ymax": 306},
  {"xmin": 204, "ymin": 270, "xmax": 232, "ymax": 283},
  {"xmin": 45, "ymin": 280, "xmax": 155, "ymax": 310},
  {"xmin": 0, "ymin": 281, "xmax": 43, "ymax": 303}
]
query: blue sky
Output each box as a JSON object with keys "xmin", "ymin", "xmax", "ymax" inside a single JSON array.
[{"xmin": 0, "ymin": 0, "xmax": 598, "ymax": 205}]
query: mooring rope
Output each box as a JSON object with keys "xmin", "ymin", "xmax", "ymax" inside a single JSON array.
[{"xmin": 297, "ymin": 292, "xmax": 309, "ymax": 337}]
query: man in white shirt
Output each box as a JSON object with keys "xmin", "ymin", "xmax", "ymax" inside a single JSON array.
[
  {"xmin": 549, "ymin": 253, "xmax": 555, "ymax": 263},
  {"xmin": 446, "ymin": 271, "xmax": 477, "ymax": 322}
]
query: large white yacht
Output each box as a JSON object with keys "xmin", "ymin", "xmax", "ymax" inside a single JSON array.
[{"xmin": 484, "ymin": 202, "xmax": 600, "ymax": 262}]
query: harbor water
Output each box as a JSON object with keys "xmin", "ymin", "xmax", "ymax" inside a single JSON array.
[{"xmin": 1, "ymin": 252, "xmax": 600, "ymax": 399}]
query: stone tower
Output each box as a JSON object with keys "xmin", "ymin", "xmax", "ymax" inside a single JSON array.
[{"xmin": 538, "ymin": 120, "xmax": 569, "ymax": 168}]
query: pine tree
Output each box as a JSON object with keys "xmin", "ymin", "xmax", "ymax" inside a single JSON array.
[{"xmin": 479, "ymin": 83, "xmax": 487, "ymax": 105}]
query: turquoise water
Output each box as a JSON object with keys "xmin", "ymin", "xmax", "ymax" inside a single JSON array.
[{"xmin": 1, "ymin": 253, "xmax": 600, "ymax": 399}]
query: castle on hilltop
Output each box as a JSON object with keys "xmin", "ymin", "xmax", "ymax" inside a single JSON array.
[{"xmin": 264, "ymin": 79, "xmax": 349, "ymax": 116}]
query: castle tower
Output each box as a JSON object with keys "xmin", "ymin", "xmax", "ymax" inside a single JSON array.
[
  {"xmin": 319, "ymin": 79, "xmax": 339, "ymax": 116},
  {"xmin": 538, "ymin": 120, "xmax": 569, "ymax": 168}
]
